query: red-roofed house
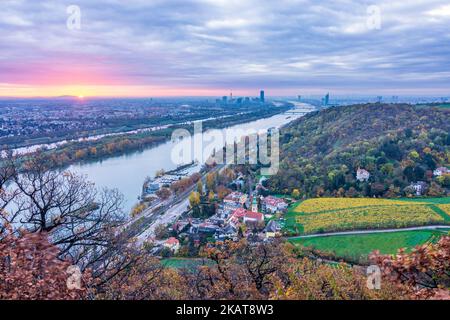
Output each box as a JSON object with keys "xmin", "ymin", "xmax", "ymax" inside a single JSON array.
[
  {"xmin": 224, "ymin": 192, "xmax": 248, "ymax": 206},
  {"xmin": 243, "ymin": 211, "xmax": 264, "ymax": 224},
  {"xmin": 231, "ymin": 208, "xmax": 247, "ymax": 219},
  {"xmin": 227, "ymin": 208, "xmax": 247, "ymax": 227},
  {"xmin": 163, "ymin": 237, "xmax": 180, "ymax": 253}
]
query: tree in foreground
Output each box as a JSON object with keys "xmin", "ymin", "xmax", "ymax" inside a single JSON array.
[
  {"xmin": 0, "ymin": 227, "xmax": 90, "ymax": 300},
  {"xmin": 271, "ymin": 257, "xmax": 407, "ymax": 300},
  {"xmin": 1, "ymin": 155, "xmax": 447, "ymax": 300},
  {"xmin": 370, "ymin": 236, "xmax": 450, "ymax": 300},
  {"xmin": 185, "ymin": 240, "xmax": 408, "ymax": 300},
  {"xmin": 0, "ymin": 155, "xmax": 138, "ymax": 291},
  {"xmin": 97, "ymin": 255, "xmax": 189, "ymax": 300}
]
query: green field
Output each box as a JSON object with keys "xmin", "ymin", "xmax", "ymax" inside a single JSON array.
[
  {"xmin": 285, "ymin": 197, "xmax": 450, "ymax": 235},
  {"xmin": 160, "ymin": 258, "xmax": 211, "ymax": 270},
  {"xmin": 290, "ymin": 229, "xmax": 449, "ymax": 263}
]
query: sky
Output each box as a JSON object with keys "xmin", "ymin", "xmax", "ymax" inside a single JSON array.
[{"xmin": 1, "ymin": 0, "xmax": 450, "ymax": 97}]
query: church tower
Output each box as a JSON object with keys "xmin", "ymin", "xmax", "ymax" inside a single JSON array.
[{"xmin": 251, "ymin": 196, "xmax": 258, "ymax": 212}]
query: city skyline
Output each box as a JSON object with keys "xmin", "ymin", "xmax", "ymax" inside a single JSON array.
[{"xmin": 1, "ymin": 0, "xmax": 450, "ymax": 97}]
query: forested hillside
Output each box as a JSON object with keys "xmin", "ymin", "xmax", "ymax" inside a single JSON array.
[{"xmin": 269, "ymin": 104, "xmax": 450, "ymax": 198}]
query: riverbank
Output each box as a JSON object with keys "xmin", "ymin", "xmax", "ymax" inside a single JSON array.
[
  {"xmin": 67, "ymin": 104, "xmax": 312, "ymax": 212},
  {"xmin": 11, "ymin": 104, "xmax": 291, "ymax": 171}
]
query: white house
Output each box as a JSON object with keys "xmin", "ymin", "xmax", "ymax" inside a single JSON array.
[
  {"xmin": 433, "ymin": 167, "xmax": 449, "ymax": 177},
  {"xmin": 163, "ymin": 237, "xmax": 180, "ymax": 253},
  {"xmin": 356, "ymin": 168, "xmax": 370, "ymax": 182},
  {"xmin": 262, "ymin": 196, "xmax": 288, "ymax": 214},
  {"xmin": 411, "ymin": 181, "xmax": 427, "ymax": 196}
]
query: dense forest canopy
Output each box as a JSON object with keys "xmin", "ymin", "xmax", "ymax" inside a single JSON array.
[{"xmin": 269, "ymin": 104, "xmax": 450, "ymax": 198}]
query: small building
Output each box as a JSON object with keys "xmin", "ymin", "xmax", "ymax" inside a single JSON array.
[
  {"xmin": 163, "ymin": 237, "xmax": 180, "ymax": 253},
  {"xmin": 264, "ymin": 220, "xmax": 282, "ymax": 239},
  {"xmin": 221, "ymin": 201, "xmax": 242, "ymax": 215},
  {"xmin": 231, "ymin": 208, "xmax": 248, "ymax": 219},
  {"xmin": 433, "ymin": 167, "xmax": 449, "ymax": 177},
  {"xmin": 224, "ymin": 192, "xmax": 248, "ymax": 206},
  {"xmin": 262, "ymin": 196, "xmax": 288, "ymax": 214},
  {"xmin": 195, "ymin": 223, "xmax": 220, "ymax": 235},
  {"xmin": 228, "ymin": 208, "xmax": 264, "ymax": 228},
  {"xmin": 228, "ymin": 215, "xmax": 241, "ymax": 228},
  {"xmin": 243, "ymin": 211, "xmax": 264, "ymax": 224},
  {"xmin": 216, "ymin": 204, "xmax": 234, "ymax": 219},
  {"xmin": 411, "ymin": 181, "xmax": 428, "ymax": 196},
  {"xmin": 172, "ymin": 220, "xmax": 190, "ymax": 234},
  {"xmin": 208, "ymin": 216, "xmax": 225, "ymax": 226},
  {"xmin": 215, "ymin": 224, "xmax": 237, "ymax": 241},
  {"xmin": 142, "ymin": 193, "xmax": 159, "ymax": 203},
  {"xmin": 228, "ymin": 208, "xmax": 247, "ymax": 226},
  {"xmin": 356, "ymin": 168, "xmax": 370, "ymax": 182},
  {"xmin": 145, "ymin": 182, "xmax": 160, "ymax": 194}
]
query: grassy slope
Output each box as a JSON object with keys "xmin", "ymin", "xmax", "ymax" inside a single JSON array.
[
  {"xmin": 160, "ymin": 258, "xmax": 212, "ymax": 270},
  {"xmin": 290, "ymin": 229, "xmax": 449, "ymax": 263}
]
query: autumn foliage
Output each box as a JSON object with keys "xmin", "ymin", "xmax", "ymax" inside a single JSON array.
[
  {"xmin": 97, "ymin": 255, "xmax": 188, "ymax": 300},
  {"xmin": 1, "ymin": 156, "xmax": 448, "ymax": 300},
  {"xmin": 177, "ymin": 240, "xmax": 407, "ymax": 300},
  {"xmin": 370, "ymin": 236, "xmax": 450, "ymax": 300},
  {"xmin": 0, "ymin": 228, "xmax": 90, "ymax": 300},
  {"xmin": 1, "ymin": 230, "xmax": 449, "ymax": 300}
]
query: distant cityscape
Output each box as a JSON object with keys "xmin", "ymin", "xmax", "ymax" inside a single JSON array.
[
  {"xmin": 1, "ymin": 91, "xmax": 449, "ymax": 148},
  {"xmin": 0, "ymin": 91, "xmax": 275, "ymax": 148}
]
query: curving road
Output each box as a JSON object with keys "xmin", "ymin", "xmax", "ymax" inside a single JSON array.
[{"xmin": 288, "ymin": 225, "xmax": 450, "ymax": 240}]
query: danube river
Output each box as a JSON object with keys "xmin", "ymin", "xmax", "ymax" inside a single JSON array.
[{"xmin": 68, "ymin": 103, "xmax": 314, "ymax": 212}]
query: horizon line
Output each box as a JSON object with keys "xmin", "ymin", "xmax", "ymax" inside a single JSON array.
[{"xmin": 0, "ymin": 94, "xmax": 448, "ymax": 100}]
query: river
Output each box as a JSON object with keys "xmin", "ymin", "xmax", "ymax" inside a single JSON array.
[
  {"xmin": 68, "ymin": 102, "xmax": 314, "ymax": 212},
  {"xmin": 4, "ymin": 113, "xmax": 250, "ymax": 157}
]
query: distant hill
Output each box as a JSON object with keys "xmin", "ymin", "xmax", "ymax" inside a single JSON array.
[
  {"xmin": 269, "ymin": 104, "xmax": 450, "ymax": 198},
  {"xmin": 54, "ymin": 95, "xmax": 79, "ymax": 99}
]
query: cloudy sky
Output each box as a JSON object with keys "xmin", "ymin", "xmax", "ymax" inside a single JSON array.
[{"xmin": 1, "ymin": 0, "xmax": 450, "ymax": 97}]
